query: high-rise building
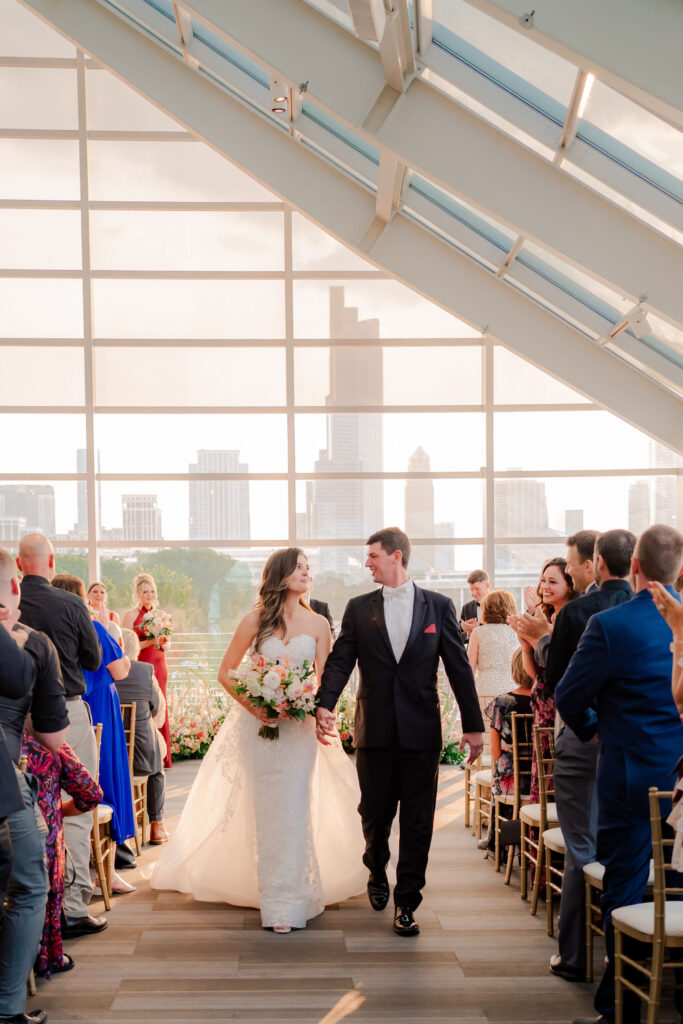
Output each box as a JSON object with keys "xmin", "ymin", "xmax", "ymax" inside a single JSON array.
[
  {"xmin": 308, "ymin": 287, "xmax": 384, "ymax": 574},
  {"xmin": 405, "ymin": 447, "xmax": 435, "ymax": 574},
  {"xmin": 628, "ymin": 481, "xmax": 650, "ymax": 535},
  {"xmin": 649, "ymin": 441, "xmax": 680, "ymax": 529},
  {"xmin": 188, "ymin": 450, "xmax": 250, "ymax": 540},
  {"xmin": 122, "ymin": 494, "xmax": 162, "ymax": 540},
  {"xmin": 0, "ymin": 484, "xmax": 55, "ymax": 538},
  {"xmin": 495, "ymin": 477, "xmax": 550, "ymax": 538},
  {"xmin": 75, "ymin": 448, "xmax": 101, "ymax": 539},
  {"xmin": 434, "ymin": 522, "xmax": 455, "ymax": 573},
  {"xmin": 564, "ymin": 509, "xmax": 584, "ymax": 535}
]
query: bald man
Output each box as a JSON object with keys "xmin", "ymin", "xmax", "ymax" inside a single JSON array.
[{"xmin": 17, "ymin": 535, "xmax": 105, "ymax": 936}]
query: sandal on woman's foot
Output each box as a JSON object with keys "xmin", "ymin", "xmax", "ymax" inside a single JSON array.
[
  {"xmin": 273, "ymin": 926, "xmax": 292, "ymax": 934},
  {"xmin": 53, "ymin": 952, "xmax": 75, "ymax": 974}
]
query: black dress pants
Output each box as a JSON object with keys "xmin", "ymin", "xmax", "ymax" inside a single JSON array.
[{"xmin": 355, "ymin": 745, "xmax": 440, "ymax": 910}]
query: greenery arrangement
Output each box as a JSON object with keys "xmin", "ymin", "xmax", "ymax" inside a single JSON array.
[{"xmin": 167, "ymin": 682, "xmax": 229, "ymax": 760}]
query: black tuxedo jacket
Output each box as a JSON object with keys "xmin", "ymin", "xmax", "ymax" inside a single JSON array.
[
  {"xmin": 545, "ymin": 579, "xmax": 633, "ymax": 695},
  {"xmin": 460, "ymin": 599, "xmax": 479, "ymax": 623},
  {"xmin": 318, "ymin": 586, "xmax": 483, "ymax": 751}
]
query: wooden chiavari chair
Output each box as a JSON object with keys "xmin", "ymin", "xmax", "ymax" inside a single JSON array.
[
  {"xmin": 90, "ymin": 723, "xmax": 114, "ymax": 911},
  {"xmin": 119, "ymin": 702, "xmax": 149, "ymax": 853},
  {"xmin": 492, "ymin": 711, "xmax": 533, "ymax": 882},
  {"xmin": 613, "ymin": 788, "xmax": 683, "ymax": 1024},
  {"xmin": 520, "ymin": 725, "xmax": 558, "ymax": 917}
]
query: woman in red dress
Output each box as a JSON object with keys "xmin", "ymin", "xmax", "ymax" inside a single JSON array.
[{"xmin": 122, "ymin": 573, "xmax": 172, "ymax": 768}]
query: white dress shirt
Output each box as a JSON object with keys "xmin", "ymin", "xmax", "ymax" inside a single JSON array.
[{"xmin": 382, "ymin": 578, "xmax": 415, "ymax": 662}]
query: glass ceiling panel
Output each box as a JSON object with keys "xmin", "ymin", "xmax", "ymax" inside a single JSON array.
[
  {"xmin": 407, "ymin": 173, "xmax": 515, "ymax": 253},
  {"xmin": 190, "ymin": 21, "xmax": 270, "ymax": 90},
  {"xmin": 519, "ymin": 241, "xmax": 632, "ymax": 321},
  {"xmin": 431, "ymin": 0, "xmax": 577, "ymax": 126},
  {"xmin": 578, "ymin": 79, "xmax": 683, "ymax": 202},
  {"xmin": 102, "ymin": 0, "xmax": 181, "ymax": 57}
]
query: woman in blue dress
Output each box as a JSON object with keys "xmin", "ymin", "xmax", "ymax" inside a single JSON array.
[{"xmin": 52, "ymin": 575, "xmax": 137, "ymax": 894}]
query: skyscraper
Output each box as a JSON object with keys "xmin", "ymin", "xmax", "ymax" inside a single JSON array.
[
  {"xmin": 405, "ymin": 447, "xmax": 435, "ymax": 574},
  {"xmin": 75, "ymin": 447, "xmax": 101, "ymax": 539},
  {"xmin": 494, "ymin": 478, "xmax": 550, "ymax": 537},
  {"xmin": 0, "ymin": 484, "xmax": 55, "ymax": 539},
  {"xmin": 122, "ymin": 494, "xmax": 162, "ymax": 541},
  {"xmin": 308, "ymin": 287, "xmax": 384, "ymax": 574},
  {"xmin": 188, "ymin": 450, "xmax": 250, "ymax": 540}
]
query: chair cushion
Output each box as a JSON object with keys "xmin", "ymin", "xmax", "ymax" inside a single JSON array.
[
  {"xmin": 613, "ymin": 901, "xmax": 683, "ymax": 940},
  {"xmin": 473, "ymin": 769, "xmax": 492, "ymax": 786},
  {"xmin": 520, "ymin": 802, "xmax": 559, "ymax": 825},
  {"xmin": 96, "ymin": 803, "xmax": 113, "ymax": 823},
  {"xmin": 583, "ymin": 861, "xmax": 605, "ymax": 885},
  {"xmin": 542, "ymin": 827, "xmax": 565, "ymax": 851}
]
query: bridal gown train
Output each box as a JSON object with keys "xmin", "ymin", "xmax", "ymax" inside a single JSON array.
[{"xmin": 150, "ymin": 634, "xmax": 366, "ymax": 928}]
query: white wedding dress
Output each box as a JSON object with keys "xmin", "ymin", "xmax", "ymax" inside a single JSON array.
[{"xmin": 150, "ymin": 634, "xmax": 366, "ymax": 928}]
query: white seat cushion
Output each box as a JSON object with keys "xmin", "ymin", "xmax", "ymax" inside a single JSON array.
[
  {"xmin": 584, "ymin": 859, "xmax": 655, "ymax": 889},
  {"xmin": 613, "ymin": 901, "xmax": 683, "ymax": 939},
  {"xmin": 520, "ymin": 802, "xmax": 559, "ymax": 825},
  {"xmin": 543, "ymin": 827, "xmax": 565, "ymax": 851},
  {"xmin": 584, "ymin": 861, "xmax": 605, "ymax": 885},
  {"xmin": 95, "ymin": 802, "xmax": 113, "ymax": 824},
  {"xmin": 473, "ymin": 769, "xmax": 492, "ymax": 786}
]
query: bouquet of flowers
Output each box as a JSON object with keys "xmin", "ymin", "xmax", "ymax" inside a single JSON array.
[
  {"xmin": 138, "ymin": 609, "xmax": 173, "ymax": 649},
  {"xmin": 229, "ymin": 653, "xmax": 317, "ymax": 741}
]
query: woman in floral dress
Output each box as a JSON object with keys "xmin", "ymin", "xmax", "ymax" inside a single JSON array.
[{"xmin": 22, "ymin": 736, "xmax": 102, "ymax": 977}]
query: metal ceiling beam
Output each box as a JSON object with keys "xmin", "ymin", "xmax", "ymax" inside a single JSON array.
[
  {"xmin": 463, "ymin": 0, "xmax": 683, "ymax": 132},
  {"xmin": 172, "ymin": 0, "xmax": 683, "ymax": 329},
  {"xmin": 19, "ymin": 0, "xmax": 683, "ymax": 454}
]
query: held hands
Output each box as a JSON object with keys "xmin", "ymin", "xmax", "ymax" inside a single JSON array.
[
  {"xmin": 460, "ymin": 731, "xmax": 484, "ymax": 764},
  {"xmin": 315, "ymin": 706, "xmax": 337, "ymax": 746}
]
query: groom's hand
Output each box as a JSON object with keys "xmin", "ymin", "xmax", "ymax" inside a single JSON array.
[
  {"xmin": 315, "ymin": 707, "xmax": 337, "ymax": 746},
  {"xmin": 460, "ymin": 731, "xmax": 484, "ymax": 764}
]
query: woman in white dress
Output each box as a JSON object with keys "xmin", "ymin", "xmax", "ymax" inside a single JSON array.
[
  {"xmin": 467, "ymin": 589, "xmax": 519, "ymax": 698},
  {"xmin": 150, "ymin": 548, "xmax": 365, "ymax": 931}
]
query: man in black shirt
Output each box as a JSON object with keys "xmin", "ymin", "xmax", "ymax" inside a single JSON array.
[
  {"xmin": 0, "ymin": 547, "xmax": 70, "ymax": 1024},
  {"xmin": 17, "ymin": 534, "xmax": 104, "ymax": 934}
]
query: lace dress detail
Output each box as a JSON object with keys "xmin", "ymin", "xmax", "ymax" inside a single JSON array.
[
  {"xmin": 474, "ymin": 624, "xmax": 519, "ymax": 697},
  {"xmin": 150, "ymin": 633, "xmax": 365, "ymax": 929}
]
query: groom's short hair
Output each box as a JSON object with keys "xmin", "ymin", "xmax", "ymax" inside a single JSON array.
[{"xmin": 366, "ymin": 527, "xmax": 410, "ymax": 568}]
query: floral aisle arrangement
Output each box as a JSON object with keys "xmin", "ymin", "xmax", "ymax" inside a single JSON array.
[
  {"xmin": 138, "ymin": 609, "xmax": 173, "ymax": 649},
  {"xmin": 167, "ymin": 683, "xmax": 228, "ymax": 760},
  {"xmin": 335, "ymin": 696, "xmax": 355, "ymax": 753},
  {"xmin": 229, "ymin": 654, "xmax": 317, "ymax": 740}
]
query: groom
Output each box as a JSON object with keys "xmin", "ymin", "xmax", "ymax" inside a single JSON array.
[{"xmin": 316, "ymin": 527, "xmax": 484, "ymax": 936}]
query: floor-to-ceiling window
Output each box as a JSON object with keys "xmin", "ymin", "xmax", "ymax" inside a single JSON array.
[{"xmin": 1, "ymin": 0, "xmax": 681, "ymax": 653}]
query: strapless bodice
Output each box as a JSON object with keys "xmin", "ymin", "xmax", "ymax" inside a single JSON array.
[{"xmin": 258, "ymin": 633, "xmax": 317, "ymax": 669}]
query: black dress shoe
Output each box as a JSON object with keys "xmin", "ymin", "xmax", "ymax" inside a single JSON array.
[
  {"xmin": 367, "ymin": 874, "xmax": 390, "ymax": 911},
  {"xmin": 393, "ymin": 906, "xmax": 420, "ymax": 936},
  {"xmin": 0, "ymin": 1012, "xmax": 48, "ymax": 1024},
  {"xmin": 61, "ymin": 913, "xmax": 108, "ymax": 938},
  {"xmin": 549, "ymin": 953, "xmax": 585, "ymax": 981}
]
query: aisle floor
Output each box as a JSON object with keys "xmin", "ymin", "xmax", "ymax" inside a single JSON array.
[{"xmin": 27, "ymin": 760, "xmax": 668, "ymax": 1023}]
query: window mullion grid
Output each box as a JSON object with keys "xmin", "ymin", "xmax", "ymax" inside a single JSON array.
[
  {"xmin": 76, "ymin": 50, "xmax": 99, "ymax": 582},
  {"xmin": 284, "ymin": 206, "xmax": 297, "ymax": 545}
]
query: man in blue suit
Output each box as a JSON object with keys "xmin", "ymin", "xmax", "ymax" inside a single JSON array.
[{"xmin": 556, "ymin": 524, "xmax": 683, "ymax": 1024}]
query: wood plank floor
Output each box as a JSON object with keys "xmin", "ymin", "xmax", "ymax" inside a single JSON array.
[{"xmin": 28, "ymin": 761, "xmax": 678, "ymax": 1024}]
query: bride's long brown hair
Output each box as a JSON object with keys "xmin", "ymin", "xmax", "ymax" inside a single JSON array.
[{"xmin": 253, "ymin": 547, "xmax": 310, "ymax": 653}]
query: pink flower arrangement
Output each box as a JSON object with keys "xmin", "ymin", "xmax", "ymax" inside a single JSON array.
[{"xmin": 229, "ymin": 654, "xmax": 317, "ymax": 741}]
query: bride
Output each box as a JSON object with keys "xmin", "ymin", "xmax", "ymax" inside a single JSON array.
[{"xmin": 150, "ymin": 548, "xmax": 366, "ymax": 931}]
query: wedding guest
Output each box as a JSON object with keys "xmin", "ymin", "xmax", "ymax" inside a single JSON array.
[
  {"xmin": 522, "ymin": 531, "xmax": 635, "ymax": 983},
  {"xmin": 564, "ymin": 530, "xmax": 600, "ymax": 596},
  {"xmin": 16, "ymin": 534, "xmax": 105, "ymax": 939},
  {"xmin": 467, "ymin": 589, "xmax": 519, "ymax": 697},
  {"xmin": 512, "ymin": 557, "xmax": 575, "ymax": 804},
  {"xmin": 52, "ymin": 575, "xmax": 136, "ymax": 893},
  {"xmin": 556, "ymin": 525, "xmax": 683, "ymax": 1024},
  {"xmin": 481, "ymin": 647, "xmax": 533, "ymax": 851},
  {"xmin": 460, "ymin": 569, "xmax": 490, "ymax": 641},
  {"xmin": 0, "ymin": 547, "xmax": 69, "ymax": 1023},
  {"xmin": 87, "ymin": 582, "xmax": 123, "ymax": 647},
  {"xmin": 123, "ymin": 574, "xmax": 172, "ymax": 768},
  {"xmin": 22, "ymin": 731, "xmax": 102, "ymax": 978},
  {"xmin": 115, "ymin": 629, "xmax": 169, "ymax": 845}
]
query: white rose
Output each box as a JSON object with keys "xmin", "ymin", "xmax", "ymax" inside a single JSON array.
[
  {"xmin": 287, "ymin": 680, "xmax": 305, "ymax": 699},
  {"xmin": 262, "ymin": 670, "xmax": 281, "ymax": 694},
  {"xmin": 246, "ymin": 679, "xmax": 261, "ymax": 698}
]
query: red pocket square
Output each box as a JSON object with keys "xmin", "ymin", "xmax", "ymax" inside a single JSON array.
[{"xmin": 424, "ymin": 623, "xmax": 436, "ymax": 634}]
